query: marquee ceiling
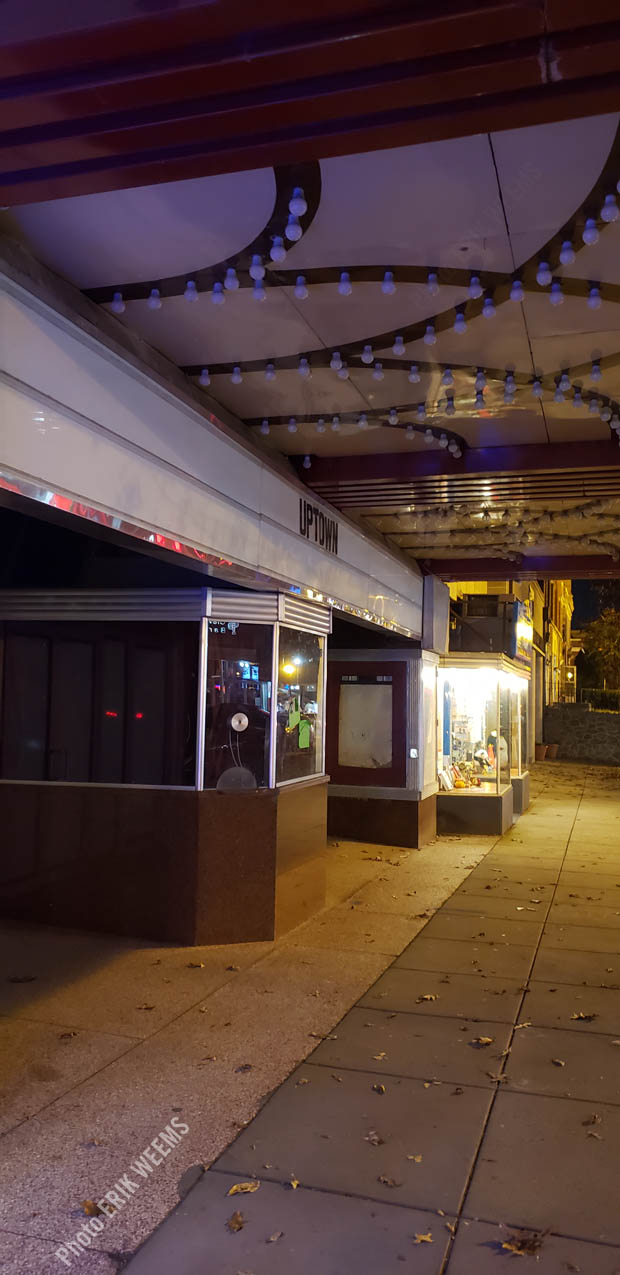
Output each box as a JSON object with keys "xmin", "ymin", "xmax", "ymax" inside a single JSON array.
[{"xmin": 6, "ymin": 107, "xmax": 620, "ymax": 578}]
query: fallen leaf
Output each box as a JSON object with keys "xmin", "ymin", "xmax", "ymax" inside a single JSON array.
[
  {"xmin": 586, "ymin": 1131, "xmax": 603, "ymax": 1140},
  {"xmin": 227, "ymin": 1182, "xmax": 260, "ymax": 1196},
  {"xmin": 227, "ymin": 965, "xmax": 240, "ymax": 972},
  {"xmin": 187, "ymin": 962, "xmax": 205, "ymax": 969},
  {"xmin": 81, "ymin": 1200, "xmax": 103, "ymax": 1217},
  {"xmin": 406, "ymin": 1154, "xmax": 422, "ymax": 1163},
  {"xmin": 7, "ymin": 975, "xmax": 37, "ymax": 984},
  {"xmin": 59, "ymin": 1031, "xmax": 78, "ymax": 1040},
  {"xmin": 502, "ymin": 1230, "xmax": 545, "ymax": 1256},
  {"xmin": 416, "ymin": 993, "xmax": 439, "ymax": 1003},
  {"xmin": 289, "ymin": 1177, "xmax": 299, "ymax": 1190},
  {"xmin": 413, "ymin": 1232, "xmax": 433, "ymax": 1245},
  {"xmin": 372, "ymin": 1052, "xmax": 387, "ymax": 1061},
  {"xmin": 582, "ymin": 1113, "xmax": 602, "ymax": 1126},
  {"xmin": 571, "ymin": 1012, "xmax": 598, "ymax": 1022},
  {"xmin": 452, "ymin": 1087, "xmax": 464, "ymax": 1096},
  {"xmin": 137, "ymin": 1004, "xmax": 155, "ymax": 1011},
  {"xmin": 551, "ymin": 1058, "xmax": 566, "ymax": 1067},
  {"xmin": 372, "ymin": 1083, "xmax": 386, "ymax": 1094},
  {"xmin": 226, "ymin": 1211, "xmax": 245, "ymax": 1232},
  {"xmin": 296, "ymin": 1078, "xmax": 310, "ymax": 1086},
  {"xmin": 378, "ymin": 1175, "xmax": 402, "ymax": 1188},
  {"xmin": 470, "ymin": 1036, "xmax": 494, "ymax": 1048},
  {"xmin": 235, "ymin": 1063, "xmax": 253, "ymax": 1073},
  {"xmin": 266, "ymin": 1232, "xmax": 283, "ymax": 1243},
  {"xmin": 514, "ymin": 1022, "xmax": 532, "ymax": 1030},
  {"xmin": 364, "ymin": 1130, "xmax": 384, "ymax": 1146}
]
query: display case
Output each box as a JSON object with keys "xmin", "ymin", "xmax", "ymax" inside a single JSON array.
[{"xmin": 437, "ymin": 654, "xmax": 530, "ymax": 833}]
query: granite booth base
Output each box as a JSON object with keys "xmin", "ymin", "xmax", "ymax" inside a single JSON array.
[
  {"xmin": 436, "ymin": 784, "xmax": 514, "ymax": 835},
  {"xmin": 512, "ymin": 771, "xmax": 530, "ymax": 815},
  {"xmin": 0, "ymin": 777, "xmax": 327, "ymax": 945},
  {"xmin": 327, "ymin": 791, "xmax": 437, "ymax": 848}
]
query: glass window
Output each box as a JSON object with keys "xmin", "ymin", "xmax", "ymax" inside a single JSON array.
[
  {"xmin": 338, "ymin": 681, "xmax": 392, "ymax": 769},
  {"xmin": 439, "ymin": 670, "xmax": 500, "ymax": 793},
  {"xmin": 498, "ymin": 685, "xmax": 512, "ymax": 785},
  {"xmin": 204, "ymin": 621, "xmax": 272, "ymax": 790},
  {"xmin": 422, "ymin": 661, "xmax": 437, "ymax": 790},
  {"xmin": 276, "ymin": 627, "xmax": 324, "ymax": 783}
]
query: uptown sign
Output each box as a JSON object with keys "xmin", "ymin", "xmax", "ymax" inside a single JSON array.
[{"xmin": 299, "ymin": 497, "xmax": 339, "ymax": 555}]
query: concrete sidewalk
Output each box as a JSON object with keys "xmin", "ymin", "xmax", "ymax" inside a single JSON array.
[{"xmin": 125, "ymin": 762, "xmax": 620, "ymax": 1275}]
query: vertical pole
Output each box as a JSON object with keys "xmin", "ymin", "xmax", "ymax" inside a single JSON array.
[
  {"xmin": 517, "ymin": 688, "xmax": 522, "ymax": 778},
  {"xmin": 194, "ymin": 616, "xmax": 208, "ymax": 790},
  {"xmin": 320, "ymin": 634, "xmax": 328, "ymax": 776},
  {"xmin": 496, "ymin": 679, "xmax": 501, "ymax": 795},
  {"xmin": 268, "ymin": 622, "xmax": 280, "ymax": 788}
]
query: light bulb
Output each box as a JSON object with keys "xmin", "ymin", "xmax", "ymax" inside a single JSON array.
[
  {"xmin": 199, "ymin": 367, "xmax": 210, "ymax": 387},
  {"xmin": 445, "ymin": 397, "xmax": 455, "ymax": 416},
  {"xmin": 589, "ymin": 396, "xmax": 599, "ymax": 414},
  {"xmin": 559, "ymin": 372, "xmax": 571, "ymax": 392},
  {"xmin": 253, "ymin": 278, "xmax": 266, "ymax": 301},
  {"xmin": 510, "ymin": 279, "xmax": 525, "ymax": 302},
  {"xmin": 601, "ymin": 194, "xmax": 619, "ymax": 223},
  {"xmin": 482, "ymin": 296, "xmax": 495, "ymax": 319},
  {"xmin": 549, "ymin": 280, "xmax": 564, "ymax": 306},
  {"xmin": 441, "ymin": 368, "xmax": 454, "ymax": 387},
  {"xmin": 408, "ymin": 364, "xmax": 420, "ymax": 384},
  {"xmin": 424, "ymin": 427, "xmax": 434, "ymax": 442},
  {"xmin": 611, "ymin": 413, "xmax": 620, "ymax": 430},
  {"xmin": 505, "ymin": 372, "xmax": 516, "ymax": 392},
  {"xmin": 388, "ymin": 407, "xmax": 398, "ymax": 425},
  {"xmin": 475, "ymin": 390, "xmax": 485, "ymax": 409},
  {"xmin": 559, "ymin": 240, "xmax": 575, "ymax": 266},
  {"xmin": 316, "ymin": 418, "xmax": 326, "ymax": 433},
  {"xmin": 264, "ymin": 362, "xmax": 276, "ymax": 381},
  {"xmin": 469, "ymin": 274, "xmax": 483, "ymax": 300},
  {"xmin": 439, "ymin": 433, "xmax": 449, "ymax": 448},
  {"xmin": 381, "ymin": 270, "xmax": 396, "ymax": 295},
  {"xmin": 553, "ymin": 386, "xmax": 564, "ymax": 403},
  {"xmin": 331, "ymin": 415, "xmax": 341, "ymax": 432},
  {"xmin": 392, "ymin": 334, "xmax": 405, "ymax": 356},
  {"xmin": 573, "ymin": 387, "xmax": 584, "ymax": 407},
  {"xmin": 452, "ymin": 446, "xmax": 462, "ymax": 458},
  {"xmin": 427, "ymin": 271, "xmax": 439, "ymax": 297},
  {"xmin": 303, "ymin": 455, "xmax": 311, "ymax": 469},
  {"xmin": 231, "ymin": 366, "xmax": 242, "ymax": 385},
  {"xmin": 361, "ymin": 344, "xmax": 374, "ymax": 365},
  {"xmin": 287, "ymin": 417, "xmax": 298, "ymax": 433},
  {"xmin": 211, "ymin": 281, "xmax": 225, "ymax": 305},
  {"xmin": 249, "ymin": 255, "xmax": 265, "ymax": 281},
  {"xmin": 454, "ymin": 311, "xmax": 467, "ymax": 334},
  {"xmin": 448, "ymin": 439, "xmax": 458, "ymax": 453},
  {"xmin": 184, "ymin": 280, "xmax": 199, "ymax": 302},
  {"xmin": 536, "ymin": 261, "xmax": 552, "ymax": 287},
  {"xmin": 147, "ymin": 287, "xmax": 161, "ymax": 310},
  {"xmin": 358, "ymin": 412, "xmax": 368, "ymax": 429},
  {"xmin": 329, "ymin": 351, "xmax": 342, "ymax": 371},
  {"xmin": 504, "ymin": 389, "xmax": 515, "ymax": 405},
  {"xmin": 600, "ymin": 405, "xmax": 612, "ymax": 421},
  {"xmin": 270, "ymin": 236, "xmax": 286, "ymax": 263},
  {"xmin": 583, "ymin": 218, "xmax": 599, "ymax": 245},
  {"xmin": 474, "ymin": 370, "xmax": 487, "ymax": 391},
  {"xmin": 259, "ymin": 419, "xmax": 270, "ymax": 435},
  {"xmin": 298, "ymin": 357, "xmax": 310, "ymax": 378},
  {"xmin": 285, "ymin": 214, "xmax": 302, "ymax": 242},
  {"xmin": 224, "ymin": 267, "xmax": 239, "ymax": 291},
  {"xmin": 423, "ymin": 324, "xmax": 436, "ymax": 345},
  {"xmin": 591, "ymin": 361, "xmax": 602, "ymax": 381},
  {"xmin": 532, "ymin": 379, "xmax": 543, "ymax": 398},
  {"xmin": 110, "ymin": 291, "xmax": 125, "ymax": 314},
  {"xmin": 294, "ymin": 275, "xmax": 308, "ymax": 300},
  {"xmin": 405, "ymin": 425, "xmax": 415, "ymax": 440},
  {"xmin": 337, "ymin": 362, "xmax": 350, "ymax": 380},
  {"xmin": 588, "ymin": 286, "xmax": 602, "ymax": 310},
  {"xmin": 372, "ymin": 361, "xmax": 384, "ymax": 381},
  {"xmin": 417, "ymin": 404, "xmax": 427, "ymax": 423},
  {"xmin": 338, "ymin": 271, "xmax": 352, "ymax": 296},
  {"xmin": 289, "ymin": 187, "xmax": 307, "ymax": 216}
]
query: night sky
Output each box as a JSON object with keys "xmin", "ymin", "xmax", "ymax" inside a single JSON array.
[{"xmin": 572, "ymin": 580, "xmax": 620, "ymax": 627}]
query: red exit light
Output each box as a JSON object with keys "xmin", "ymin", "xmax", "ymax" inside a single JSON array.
[
  {"xmin": 135, "ymin": 712, "xmax": 144, "ymax": 719},
  {"xmin": 105, "ymin": 710, "xmax": 118, "ymax": 718}
]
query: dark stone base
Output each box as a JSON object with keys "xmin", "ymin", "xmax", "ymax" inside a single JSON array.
[
  {"xmin": 0, "ymin": 778, "xmax": 327, "ymax": 945},
  {"xmin": 512, "ymin": 772, "xmax": 530, "ymax": 815},
  {"xmin": 437, "ymin": 785, "xmax": 514, "ymax": 836},
  {"xmin": 327, "ymin": 792, "xmax": 436, "ymax": 848}
]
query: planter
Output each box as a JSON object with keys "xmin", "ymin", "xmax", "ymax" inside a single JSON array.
[
  {"xmin": 546, "ymin": 743, "xmax": 559, "ymax": 760},
  {"xmin": 535, "ymin": 744, "xmax": 548, "ymax": 761}
]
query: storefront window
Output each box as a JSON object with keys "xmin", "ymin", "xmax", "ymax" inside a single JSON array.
[
  {"xmin": 498, "ymin": 685, "xmax": 512, "ymax": 785},
  {"xmin": 276, "ymin": 627, "xmax": 324, "ymax": 783},
  {"xmin": 204, "ymin": 621, "xmax": 272, "ymax": 790},
  {"xmin": 439, "ymin": 669, "xmax": 500, "ymax": 793}
]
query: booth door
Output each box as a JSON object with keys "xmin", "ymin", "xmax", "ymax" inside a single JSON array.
[{"xmin": 326, "ymin": 662, "xmax": 407, "ymax": 787}]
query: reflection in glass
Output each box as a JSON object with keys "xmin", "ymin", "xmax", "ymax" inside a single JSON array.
[
  {"xmin": 276, "ymin": 627, "xmax": 324, "ymax": 783},
  {"xmin": 204, "ymin": 621, "xmax": 272, "ymax": 789},
  {"xmin": 498, "ymin": 686, "xmax": 511, "ymax": 785}
]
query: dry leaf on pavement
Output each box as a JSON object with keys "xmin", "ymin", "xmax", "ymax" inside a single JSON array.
[
  {"xmin": 226, "ymin": 1211, "xmax": 245, "ymax": 1232},
  {"xmin": 81, "ymin": 1200, "xmax": 103, "ymax": 1217},
  {"xmin": 266, "ymin": 1232, "xmax": 283, "ymax": 1243},
  {"xmin": 378, "ymin": 1175, "xmax": 402, "ymax": 1188},
  {"xmin": 413, "ymin": 1232, "xmax": 433, "ymax": 1244},
  {"xmin": 227, "ymin": 1182, "xmax": 260, "ymax": 1196}
]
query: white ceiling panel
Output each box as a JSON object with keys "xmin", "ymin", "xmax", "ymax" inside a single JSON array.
[
  {"xmin": 206, "ymin": 368, "xmax": 368, "ymax": 419},
  {"xmin": 557, "ymin": 223, "xmax": 620, "ymax": 284},
  {"xmin": 522, "ymin": 294, "xmax": 620, "ymax": 341},
  {"xmin": 405, "ymin": 303, "xmax": 534, "ymax": 373},
  {"xmin": 543, "ymin": 410, "xmax": 610, "ymax": 442},
  {"xmin": 530, "ymin": 329, "xmax": 620, "ymax": 376},
  {"xmin": 284, "ymin": 281, "xmax": 470, "ymax": 350}
]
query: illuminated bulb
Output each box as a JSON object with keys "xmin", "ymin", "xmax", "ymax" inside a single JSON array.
[
  {"xmin": 505, "ymin": 372, "xmax": 516, "ymax": 393},
  {"xmin": 408, "ymin": 364, "xmax": 420, "ymax": 384},
  {"xmin": 298, "ymin": 356, "xmax": 310, "ymax": 378},
  {"xmin": 303, "ymin": 455, "xmax": 311, "ymax": 469},
  {"xmin": 231, "ymin": 366, "xmax": 242, "ymax": 385},
  {"xmin": 259, "ymin": 419, "xmax": 270, "ymax": 435},
  {"xmin": 475, "ymin": 370, "xmax": 487, "ymax": 391},
  {"xmin": 388, "ymin": 407, "xmax": 398, "ymax": 425},
  {"xmin": 270, "ymin": 236, "xmax": 286, "ymax": 263},
  {"xmin": 445, "ymin": 397, "xmax": 455, "ymax": 416},
  {"xmin": 441, "ymin": 368, "xmax": 454, "ymax": 387},
  {"xmin": 285, "ymin": 214, "xmax": 302, "ymax": 242},
  {"xmin": 289, "ymin": 187, "xmax": 307, "ymax": 216},
  {"xmin": 588, "ymin": 286, "xmax": 602, "ymax": 310},
  {"xmin": 287, "ymin": 417, "xmax": 298, "ymax": 433},
  {"xmin": 469, "ymin": 274, "xmax": 483, "ymax": 299},
  {"xmin": 294, "ymin": 275, "xmax": 308, "ymax": 300},
  {"xmin": 381, "ymin": 270, "xmax": 396, "ymax": 295},
  {"xmin": 559, "ymin": 240, "xmax": 575, "ymax": 266},
  {"xmin": 559, "ymin": 372, "xmax": 571, "ymax": 392},
  {"xmin": 337, "ymin": 362, "xmax": 350, "ymax": 380},
  {"xmin": 358, "ymin": 412, "xmax": 368, "ymax": 429},
  {"xmin": 249, "ymin": 255, "xmax": 265, "ymax": 281},
  {"xmin": 329, "ymin": 351, "xmax": 342, "ymax": 371},
  {"xmin": 416, "ymin": 403, "xmax": 427, "ymax": 423},
  {"xmin": 510, "ymin": 279, "xmax": 524, "ymax": 302},
  {"xmin": 448, "ymin": 439, "xmax": 458, "ymax": 454},
  {"xmin": 110, "ymin": 291, "xmax": 125, "ymax": 314},
  {"xmin": 504, "ymin": 388, "xmax": 516, "ymax": 405},
  {"xmin": 454, "ymin": 310, "xmax": 467, "ymax": 334},
  {"xmin": 549, "ymin": 280, "xmax": 564, "ymax": 305},
  {"xmin": 361, "ymin": 344, "xmax": 374, "ymax": 365},
  {"xmin": 199, "ymin": 367, "xmax": 210, "ymax": 387},
  {"xmin": 601, "ymin": 194, "xmax": 619, "ymax": 223},
  {"xmin": 264, "ymin": 362, "xmax": 276, "ymax": 381},
  {"xmin": 405, "ymin": 425, "xmax": 415, "ymax": 440},
  {"xmin": 338, "ymin": 271, "xmax": 352, "ymax": 296},
  {"xmin": 583, "ymin": 218, "xmax": 599, "ymax": 245},
  {"xmin": 372, "ymin": 361, "xmax": 384, "ymax": 381},
  {"xmin": 147, "ymin": 287, "xmax": 161, "ymax": 310},
  {"xmin": 424, "ymin": 427, "xmax": 434, "ymax": 443},
  {"xmin": 427, "ymin": 271, "xmax": 439, "ymax": 297},
  {"xmin": 253, "ymin": 278, "xmax": 266, "ymax": 301},
  {"xmin": 475, "ymin": 389, "xmax": 485, "ymax": 409},
  {"xmin": 591, "ymin": 360, "xmax": 602, "ymax": 381},
  {"xmin": 331, "ymin": 415, "xmax": 341, "ymax": 432},
  {"xmin": 224, "ymin": 267, "xmax": 239, "ymax": 291},
  {"xmin": 316, "ymin": 418, "xmax": 326, "ymax": 433},
  {"xmin": 482, "ymin": 296, "xmax": 495, "ymax": 319},
  {"xmin": 589, "ymin": 396, "xmax": 599, "ymax": 414},
  {"xmin": 553, "ymin": 386, "xmax": 564, "ymax": 403},
  {"xmin": 536, "ymin": 261, "xmax": 552, "ymax": 287},
  {"xmin": 211, "ymin": 281, "xmax": 225, "ymax": 305},
  {"xmin": 532, "ymin": 379, "xmax": 543, "ymax": 398},
  {"xmin": 611, "ymin": 412, "xmax": 620, "ymax": 430},
  {"xmin": 600, "ymin": 404, "xmax": 612, "ymax": 421},
  {"xmin": 423, "ymin": 323, "xmax": 436, "ymax": 345},
  {"xmin": 452, "ymin": 446, "xmax": 462, "ymax": 458},
  {"xmin": 573, "ymin": 386, "xmax": 584, "ymax": 407},
  {"xmin": 392, "ymin": 334, "xmax": 405, "ymax": 356},
  {"xmin": 439, "ymin": 433, "xmax": 449, "ymax": 448},
  {"xmin": 184, "ymin": 279, "xmax": 199, "ymax": 302}
]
